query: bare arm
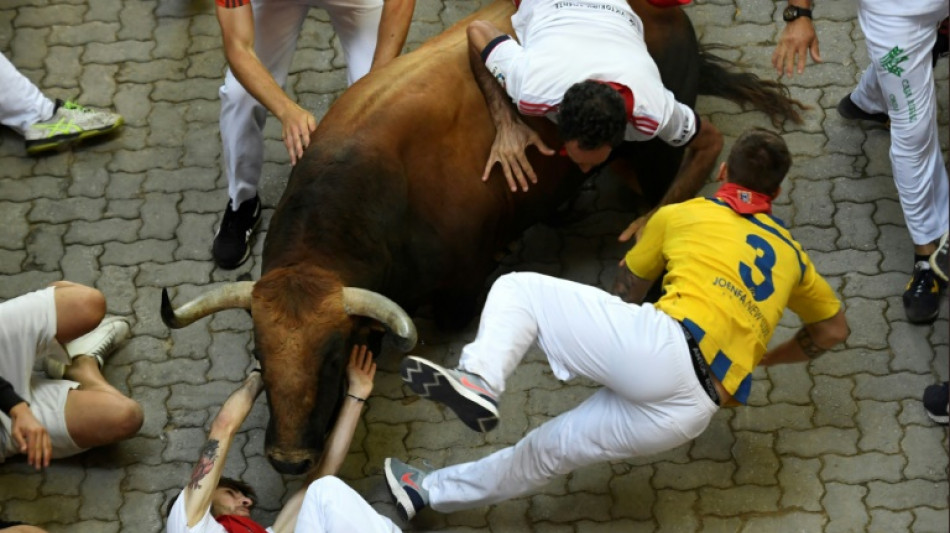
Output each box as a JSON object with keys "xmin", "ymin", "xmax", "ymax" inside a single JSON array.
[
  {"xmin": 183, "ymin": 371, "xmax": 264, "ymax": 527},
  {"xmin": 216, "ymin": 4, "xmax": 316, "ymax": 165},
  {"xmin": 771, "ymin": 0, "xmax": 821, "ymax": 78},
  {"xmin": 467, "ymin": 21, "xmax": 554, "ymax": 192},
  {"xmin": 270, "ymin": 346, "xmax": 376, "ymax": 533},
  {"xmin": 370, "ymin": 0, "xmax": 416, "ymax": 71},
  {"xmin": 619, "ymin": 118, "xmax": 723, "ymax": 242},
  {"xmin": 759, "ymin": 309, "xmax": 849, "ymax": 366},
  {"xmin": 612, "ymin": 263, "xmax": 656, "ymax": 304}
]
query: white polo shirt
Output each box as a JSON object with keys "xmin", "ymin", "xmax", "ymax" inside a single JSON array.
[{"xmin": 485, "ymin": 0, "xmax": 698, "ymax": 146}]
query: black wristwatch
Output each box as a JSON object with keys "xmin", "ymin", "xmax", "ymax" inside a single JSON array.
[{"xmin": 783, "ymin": 5, "xmax": 812, "ymax": 22}]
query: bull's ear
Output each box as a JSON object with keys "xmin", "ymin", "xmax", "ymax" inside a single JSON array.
[{"xmin": 341, "ymin": 287, "xmax": 417, "ymax": 351}]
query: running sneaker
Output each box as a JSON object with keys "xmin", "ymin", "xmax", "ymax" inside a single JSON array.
[
  {"xmin": 47, "ymin": 317, "xmax": 131, "ymax": 378},
  {"xmin": 903, "ymin": 262, "xmax": 946, "ymax": 324},
  {"xmin": 212, "ymin": 195, "xmax": 261, "ymax": 270},
  {"xmin": 400, "ymin": 356, "xmax": 499, "ymax": 432},
  {"xmin": 24, "ymin": 99, "xmax": 123, "ymax": 155},
  {"xmin": 836, "ymin": 94, "xmax": 889, "ymax": 125},
  {"xmin": 384, "ymin": 458, "xmax": 431, "ymax": 521},
  {"xmin": 923, "ymin": 382, "xmax": 949, "ymax": 426},
  {"xmin": 930, "ymin": 232, "xmax": 948, "ymax": 282}
]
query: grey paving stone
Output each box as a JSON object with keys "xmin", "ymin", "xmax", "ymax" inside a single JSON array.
[
  {"xmin": 823, "ymin": 482, "xmax": 869, "ymax": 533},
  {"xmin": 739, "ymin": 512, "xmax": 826, "ymax": 532},
  {"xmin": 868, "ymin": 509, "xmax": 913, "ymax": 533},
  {"xmin": 778, "ymin": 457, "xmax": 823, "ymax": 511},
  {"xmin": 901, "ymin": 425, "xmax": 950, "ymax": 481},
  {"xmin": 866, "ymin": 479, "xmax": 949, "ymax": 510},
  {"xmin": 654, "ymin": 489, "xmax": 698, "ymax": 532},
  {"xmin": 811, "ymin": 375, "xmax": 857, "ymax": 427},
  {"xmin": 733, "ymin": 432, "xmax": 779, "ymax": 485},
  {"xmin": 776, "ymin": 427, "xmax": 859, "ymax": 457},
  {"xmin": 822, "ymin": 452, "xmax": 905, "ymax": 484},
  {"xmin": 697, "ymin": 485, "xmax": 780, "ymax": 515}
]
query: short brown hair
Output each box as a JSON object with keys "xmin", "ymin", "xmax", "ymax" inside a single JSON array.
[{"xmin": 726, "ymin": 128, "xmax": 791, "ymax": 196}]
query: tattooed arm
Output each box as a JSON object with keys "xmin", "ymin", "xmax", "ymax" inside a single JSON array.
[
  {"xmin": 759, "ymin": 309, "xmax": 849, "ymax": 367},
  {"xmin": 184, "ymin": 370, "xmax": 264, "ymax": 527}
]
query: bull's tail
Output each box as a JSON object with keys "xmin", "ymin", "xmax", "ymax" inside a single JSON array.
[{"xmin": 698, "ymin": 44, "xmax": 807, "ymax": 125}]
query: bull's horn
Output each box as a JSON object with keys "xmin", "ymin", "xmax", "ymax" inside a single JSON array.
[
  {"xmin": 342, "ymin": 287, "xmax": 417, "ymax": 352},
  {"xmin": 161, "ymin": 281, "xmax": 255, "ymax": 329}
]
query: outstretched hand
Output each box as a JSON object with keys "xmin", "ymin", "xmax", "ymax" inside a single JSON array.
[
  {"xmin": 772, "ymin": 18, "xmax": 821, "ymax": 78},
  {"xmin": 618, "ymin": 210, "xmax": 655, "ymax": 244},
  {"xmin": 483, "ymin": 120, "xmax": 555, "ymax": 192},
  {"xmin": 279, "ymin": 103, "xmax": 318, "ymax": 166},
  {"xmin": 346, "ymin": 345, "xmax": 377, "ymax": 400},
  {"xmin": 10, "ymin": 402, "xmax": 51, "ymax": 470}
]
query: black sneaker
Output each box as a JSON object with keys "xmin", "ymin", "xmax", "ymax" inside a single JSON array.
[
  {"xmin": 836, "ymin": 94, "xmax": 889, "ymax": 125},
  {"xmin": 931, "ymin": 232, "xmax": 949, "ymax": 282},
  {"xmin": 400, "ymin": 356, "xmax": 499, "ymax": 432},
  {"xmin": 212, "ymin": 195, "xmax": 261, "ymax": 269},
  {"xmin": 923, "ymin": 382, "xmax": 949, "ymax": 425},
  {"xmin": 902, "ymin": 262, "xmax": 946, "ymax": 324}
]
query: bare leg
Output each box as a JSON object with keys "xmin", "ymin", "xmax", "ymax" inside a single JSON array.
[
  {"xmin": 49, "ymin": 281, "xmax": 105, "ymax": 343},
  {"xmin": 62, "ymin": 356, "xmax": 143, "ymax": 448}
]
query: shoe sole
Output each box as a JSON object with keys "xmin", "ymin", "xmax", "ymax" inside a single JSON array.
[
  {"xmin": 925, "ymin": 411, "xmax": 949, "ymax": 426},
  {"xmin": 384, "ymin": 458, "xmax": 416, "ymax": 522},
  {"xmin": 25, "ymin": 117, "xmax": 124, "ymax": 155},
  {"xmin": 401, "ymin": 356, "xmax": 499, "ymax": 432}
]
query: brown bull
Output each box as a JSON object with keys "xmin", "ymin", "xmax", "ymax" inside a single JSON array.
[{"xmin": 162, "ymin": 0, "xmax": 801, "ymax": 474}]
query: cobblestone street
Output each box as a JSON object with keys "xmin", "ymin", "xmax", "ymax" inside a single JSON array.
[{"xmin": 0, "ymin": 0, "xmax": 947, "ymax": 531}]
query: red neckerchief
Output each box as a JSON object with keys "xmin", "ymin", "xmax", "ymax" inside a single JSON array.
[
  {"xmin": 713, "ymin": 182, "xmax": 773, "ymax": 214},
  {"xmin": 215, "ymin": 515, "xmax": 269, "ymax": 533}
]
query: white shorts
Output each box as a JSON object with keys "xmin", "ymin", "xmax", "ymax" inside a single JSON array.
[{"xmin": 0, "ymin": 287, "xmax": 82, "ymax": 461}]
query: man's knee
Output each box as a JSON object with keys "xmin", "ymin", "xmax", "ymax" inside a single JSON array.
[
  {"xmin": 112, "ymin": 397, "xmax": 144, "ymax": 441},
  {"xmin": 3, "ymin": 526, "xmax": 49, "ymax": 533},
  {"xmin": 53, "ymin": 283, "xmax": 106, "ymax": 340}
]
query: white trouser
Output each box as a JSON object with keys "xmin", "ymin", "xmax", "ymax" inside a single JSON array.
[
  {"xmin": 425, "ymin": 272, "xmax": 719, "ymax": 512},
  {"xmin": 295, "ymin": 476, "xmax": 401, "ymax": 533},
  {"xmin": 220, "ymin": 0, "xmax": 383, "ymax": 208},
  {"xmin": 851, "ymin": 3, "xmax": 950, "ymax": 245},
  {"xmin": 0, "ymin": 52, "xmax": 55, "ymax": 136}
]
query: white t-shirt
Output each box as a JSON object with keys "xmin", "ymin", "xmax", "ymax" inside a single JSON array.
[
  {"xmin": 166, "ymin": 491, "xmax": 275, "ymax": 533},
  {"xmin": 859, "ymin": 0, "xmax": 947, "ymax": 17},
  {"xmin": 485, "ymin": 0, "xmax": 698, "ymax": 146}
]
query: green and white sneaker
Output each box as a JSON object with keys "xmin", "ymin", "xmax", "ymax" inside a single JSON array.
[{"xmin": 24, "ymin": 99, "xmax": 123, "ymax": 155}]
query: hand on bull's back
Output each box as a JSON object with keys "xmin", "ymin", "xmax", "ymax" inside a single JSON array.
[
  {"xmin": 347, "ymin": 345, "xmax": 377, "ymax": 400},
  {"xmin": 279, "ymin": 103, "xmax": 318, "ymax": 165},
  {"xmin": 482, "ymin": 119, "xmax": 555, "ymax": 192}
]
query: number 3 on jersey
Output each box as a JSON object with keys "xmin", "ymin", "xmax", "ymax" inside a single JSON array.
[{"xmin": 739, "ymin": 234, "xmax": 775, "ymax": 301}]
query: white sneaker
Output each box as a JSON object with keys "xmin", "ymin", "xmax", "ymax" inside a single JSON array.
[
  {"xmin": 63, "ymin": 316, "xmax": 131, "ymax": 369},
  {"xmin": 23, "ymin": 99, "xmax": 123, "ymax": 155}
]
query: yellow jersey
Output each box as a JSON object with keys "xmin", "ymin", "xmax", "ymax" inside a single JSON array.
[{"xmin": 624, "ymin": 198, "xmax": 841, "ymax": 403}]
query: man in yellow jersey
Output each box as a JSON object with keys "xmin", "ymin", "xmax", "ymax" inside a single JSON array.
[{"xmin": 383, "ymin": 128, "xmax": 849, "ymax": 520}]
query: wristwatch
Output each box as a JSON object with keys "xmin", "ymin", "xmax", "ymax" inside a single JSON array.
[{"xmin": 783, "ymin": 5, "xmax": 812, "ymax": 22}]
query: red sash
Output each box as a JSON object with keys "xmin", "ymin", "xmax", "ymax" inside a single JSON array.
[
  {"xmin": 215, "ymin": 515, "xmax": 269, "ymax": 533},
  {"xmin": 713, "ymin": 183, "xmax": 773, "ymax": 215}
]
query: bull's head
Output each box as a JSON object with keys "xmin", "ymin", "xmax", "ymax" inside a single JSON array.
[{"xmin": 160, "ymin": 267, "xmax": 416, "ymax": 474}]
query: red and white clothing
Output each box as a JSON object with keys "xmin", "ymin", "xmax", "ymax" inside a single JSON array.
[
  {"xmin": 167, "ymin": 477, "xmax": 400, "ymax": 533},
  {"xmin": 483, "ymin": 0, "xmax": 698, "ymax": 146},
  {"xmin": 218, "ymin": 0, "xmax": 384, "ymax": 208},
  {"xmin": 849, "ymin": 0, "xmax": 950, "ymax": 245}
]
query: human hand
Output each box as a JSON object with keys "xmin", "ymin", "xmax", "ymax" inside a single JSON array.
[
  {"xmin": 482, "ymin": 120, "xmax": 555, "ymax": 192},
  {"xmin": 346, "ymin": 345, "xmax": 376, "ymax": 400},
  {"xmin": 279, "ymin": 104, "xmax": 318, "ymax": 166},
  {"xmin": 772, "ymin": 18, "xmax": 821, "ymax": 78},
  {"xmin": 618, "ymin": 212, "xmax": 651, "ymax": 243},
  {"xmin": 10, "ymin": 402, "xmax": 51, "ymax": 470}
]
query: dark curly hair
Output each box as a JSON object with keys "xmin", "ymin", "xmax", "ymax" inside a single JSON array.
[
  {"xmin": 558, "ymin": 80, "xmax": 627, "ymax": 150},
  {"xmin": 726, "ymin": 128, "xmax": 791, "ymax": 196},
  {"xmin": 164, "ymin": 477, "xmax": 258, "ymax": 520}
]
